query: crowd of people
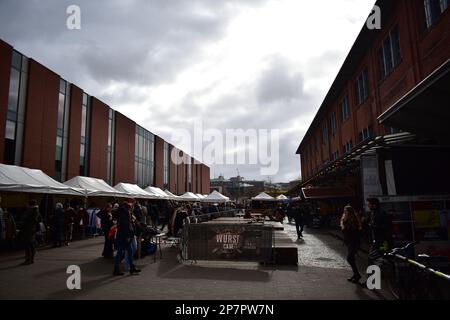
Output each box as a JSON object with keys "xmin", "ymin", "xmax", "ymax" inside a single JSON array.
[{"xmin": 2, "ymin": 193, "xmax": 394, "ymax": 283}]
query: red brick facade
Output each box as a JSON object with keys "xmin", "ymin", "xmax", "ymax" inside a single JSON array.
[
  {"xmin": 88, "ymin": 97, "xmax": 109, "ymax": 180},
  {"xmin": 299, "ymin": 0, "xmax": 450, "ymax": 181},
  {"xmin": 114, "ymin": 112, "xmax": 135, "ymax": 185},
  {"xmin": 22, "ymin": 60, "xmax": 59, "ymax": 177},
  {"xmin": 154, "ymin": 136, "xmax": 164, "ymax": 189}
]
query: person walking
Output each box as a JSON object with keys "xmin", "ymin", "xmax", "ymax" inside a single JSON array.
[
  {"xmin": 294, "ymin": 204, "xmax": 306, "ymax": 239},
  {"xmin": 340, "ymin": 205, "xmax": 363, "ymax": 284},
  {"xmin": 20, "ymin": 200, "xmax": 42, "ymax": 265},
  {"xmin": 113, "ymin": 201, "xmax": 141, "ymax": 276}
]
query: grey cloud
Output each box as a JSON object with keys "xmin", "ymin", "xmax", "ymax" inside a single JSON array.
[{"xmin": 257, "ymin": 55, "xmax": 305, "ymax": 105}]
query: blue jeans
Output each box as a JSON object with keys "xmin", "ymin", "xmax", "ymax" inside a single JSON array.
[{"xmin": 114, "ymin": 240, "xmax": 134, "ymax": 272}]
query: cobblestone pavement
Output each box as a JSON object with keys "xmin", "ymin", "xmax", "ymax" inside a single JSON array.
[{"xmin": 0, "ymin": 223, "xmax": 393, "ymax": 300}]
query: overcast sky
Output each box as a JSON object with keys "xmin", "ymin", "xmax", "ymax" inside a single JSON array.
[{"xmin": 0, "ymin": 0, "xmax": 376, "ymax": 183}]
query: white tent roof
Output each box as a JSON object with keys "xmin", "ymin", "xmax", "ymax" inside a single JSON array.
[
  {"xmin": 276, "ymin": 195, "xmax": 289, "ymax": 200},
  {"xmin": 114, "ymin": 183, "xmax": 159, "ymax": 199},
  {"xmin": 164, "ymin": 189, "xmax": 182, "ymax": 200},
  {"xmin": 203, "ymin": 190, "xmax": 230, "ymax": 203},
  {"xmin": 181, "ymin": 192, "xmax": 200, "ymax": 201},
  {"xmin": 0, "ymin": 163, "xmax": 83, "ymax": 196},
  {"xmin": 64, "ymin": 176, "xmax": 128, "ymax": 198},
  {"xmin": 145, "ymin": 186, "xmax": 170, "ymax": 199},
  {"xmin": 252, "ymin": 192, "xmax": 276, "ymax": 201},
  {"xmin": 196, "ymin": 193, "xmax": 206, "ymax": 199}
]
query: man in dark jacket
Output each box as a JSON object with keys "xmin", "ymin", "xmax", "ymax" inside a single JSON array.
[
  {"xmin": 367, "ymin": 198, "xmax": 392, "ymax": 264},
  {"xmin": 21, "ymin": 200, "xmax": 42, "ymax": 265},
  {"xmin": 294, "ymin": 205, "xmax": 306, "ymax": 239},
  {"xmin": 113, "ymin": 201, "xmax": 141, "ymax": 276}
]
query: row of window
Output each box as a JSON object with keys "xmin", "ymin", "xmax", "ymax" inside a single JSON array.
[
  {"xmin": 135, "ymin": 126, "xmax": 155, "ymax": 188},
  {"xmin": 424, "ymin": 0, "xmax": 449, "ymax": 28}
]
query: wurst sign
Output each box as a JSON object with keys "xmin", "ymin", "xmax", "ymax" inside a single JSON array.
[{"xmin": 205, "ymin": 225, "xmax": 272, "ymax": 261}]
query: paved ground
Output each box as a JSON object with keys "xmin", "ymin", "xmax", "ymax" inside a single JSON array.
[{"xmin": 0, "ymin": 223, "xmax": 393, "ymax": 300}]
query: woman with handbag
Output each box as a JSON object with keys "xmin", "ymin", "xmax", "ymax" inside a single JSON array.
[{"xmin": 340, "ymin": 205, "xmax": 363, "ymax": 284}]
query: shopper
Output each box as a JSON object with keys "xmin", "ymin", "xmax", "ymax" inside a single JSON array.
[
  {"xmin": 20, "ymin": 200, "xmax": 42, "ymax": 265},
  {"xmin": 341, "ymin": 205, "xmax": 362, "ymax": 284},
  {"xmin": 294, "ymin": 204, "xmax": 306, "ymax": 239},
  {"xmin": 113, "ymin": 201, "xmax": 141, "ymax": 276},
  {"xmin": 366, "ymin": 198, "xmax": 392, "ymax": 263},
  {"xmin": 64, "ymin": 203, "xmax": 76, "ymax": 246},
  {"xmin": 98, "ymin": 202, "xmax": 114, "ymax": 259},
  {"xmin": 52, "ymin": 203, "xmax": 66, "ymax": 248}
]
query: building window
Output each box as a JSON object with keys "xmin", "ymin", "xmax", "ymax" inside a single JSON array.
[
  {"xmin": 424, "ymin": 0, "xmax": 449, "ymax": 28},
  {"xmin": 341, "ymin": 95, "xmax": 350, "ymax": 122},
  {"xmin": 330, "ymin": 112, "xmax": 337, "ymax": 137},
  {"xmin": 187, "ymin": 160, "xmax": 192, "ymax": 192},
  {"xmin": 322, "ymin": 123, "xmax": 329, "ymax": 146},
  {"xmin": 80, "ymin": 93, "xmax": 90, "ymax": 176},
  {"xmin": 135, "ymin": 126, "xmax": 155, "ymax": 188},
  {"xmin": 344, "ymin": 140, "xmax": 353, "ymax": 154},
  {"xmin": 356, "ymin": 68, "xmax": 369, "ymax": 105},
  {"xmin": 55, "ymin": 79, "xmax": 69, "ymax": 182},
  {"xmin": 359, "ymin": 126, "xmax": 373, "ymax": 143},
  {"xmin": 379, "ymin": 27, "xmax": 402, "ymax": 79},
  {"xmin": 5, "ymin": 50, "xmax": 28, "ymax": 165},
  {"xmin": 107, "ymin": 109, "xmax": 115, "ymax": 185},
  {"xmin": 163, "ymin": 142, "xmax": 169, "ymax": 189}
]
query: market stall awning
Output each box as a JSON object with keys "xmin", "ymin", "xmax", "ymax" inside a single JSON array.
[
  {"xmin": 0, "ymin": 163, "xmax": 84, "ymax": 196},
  {"xmin": 276, "ymin": 195, "xmax": 289, "ymax": 201},
  {"xmin": 180, "ymin": 192, "xmax": 200, "ymax": 202},
  {"xmin": 114, "ymin": 183, "xmax": 159, "ymax": 199},
  {"xmin": 301, "ymin": 187, "xmax": 355, "ymax": 200},
  {"xmin": 203, "ymin": 190, "xmax": 230, "ymax": 203},
  {"xmin": 379, "ymin": 59, "xmax": 450, "ymax": 139},
  {"xmin": 164, "ymin": 189, "xmax": 182, "ymax": 200},
  {"xmin": 145, "ymin": 187, "xmax": 170, "ymax": 200},
  {"xmin": 251, "ymin": 192, "xmax": 276, "ymax": 201},
  {"xmin": 64, "ymin": 176, "xmax": 128, "ymax": 198}
]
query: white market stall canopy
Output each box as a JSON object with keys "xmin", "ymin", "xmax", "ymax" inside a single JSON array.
[
  {"xmin": 276, "ymin": 195, "xmax": 289, "ymax": 201},
  {"xmin": 145, "ymin": 186, "xmax": 170, "ymax": 200},
  {"xmin": 181, "ymin": 192, "xmax": 200, "ymax": 202},
  {"xmin": 203, "ymin": 190, "xmax": 230, "ymax": 203},
  {"xmin": 64, "ymin": 176, "xmax": 128, "ymax": 198},
  {"xmin": 252, "ymin": 192, "xmax": 276, "ymax": 201},
  {"xmin": 114, "ymin": 183, "xmax": 159, "ymax": 199},
  {"xmin": 164, "ymin": 189, "xmax": 182, "ymax": 200},
  {"xmin": 0, "ymin": 163, "xmax": 83, "ymax": 196},
  {"xmin": 196, "ymin": 193, "xmax": 205, "ymax": 199}
]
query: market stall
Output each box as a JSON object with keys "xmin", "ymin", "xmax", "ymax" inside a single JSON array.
[{"xmin": 114, "ymin": 183, "xmax": 159, "ymax": 199}]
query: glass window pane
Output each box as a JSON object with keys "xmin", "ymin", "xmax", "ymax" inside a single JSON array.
[
  {"xmin": 5, "ymin": 120, "xmax": 16, "ymax": 140},
  {"xmin": 81, "ymin": 106, "xmax": 87, "ymax": 138},
  {"xmin": 12, "ymin": 51, "xmax": 22, "ymax": 70},
  {"xmin": 7, "ymin": 69, "xmax": 20, "ymax": 112},
  {"xmin": 59, "ymin": 79, "xmax": 66, "ymax": 94},
  {"xmin": 383, "ymin": 38, "xmax": 393, "ymax": 73},
  {"xmin": 57, "ymin": 93, "xmax": 65, "ymax": 130}
]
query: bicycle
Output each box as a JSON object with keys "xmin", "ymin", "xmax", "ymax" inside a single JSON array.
[{"xmin": 380, "ymin": 243, "xmax": 450, "ymax": 300}]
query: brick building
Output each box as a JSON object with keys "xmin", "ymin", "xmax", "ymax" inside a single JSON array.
[
  {"xmin": 0, "ymin": 39, "xmax": 210, "ymax": 195},
  {"xmin": 295, "ymin": 0, "xmax": 450, "ymax": 206}
]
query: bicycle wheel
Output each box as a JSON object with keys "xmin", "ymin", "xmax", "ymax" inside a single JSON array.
[{"xmin": 382, "ymin": 259, "xmax": 401, "ymax": 300}]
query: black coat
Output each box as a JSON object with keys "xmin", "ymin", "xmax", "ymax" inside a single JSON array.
[
  {"xmin": 21, "ymin": 207, "xmax": 42, "ymax": 242},
  {"xmin": 116, "ymin": 206, "xmax": 134, "ymax": 244}
]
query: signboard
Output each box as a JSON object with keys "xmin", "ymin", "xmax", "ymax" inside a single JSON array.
[
  {"xmin": 186, "ymin": 224, "xmax": 273, "ymax": 262},
  {"xmin": 361, "ymin": 155, "xmax": 383, "ymax": 210}
]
